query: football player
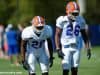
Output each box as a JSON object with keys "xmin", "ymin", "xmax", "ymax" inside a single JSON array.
[
  {"xmin": 21, "ymin": 16, "xmax": 54, "ymax": 75},
  {"xmin": 55, "ymin": 1, "xmax": 91, "ymax": 75}
]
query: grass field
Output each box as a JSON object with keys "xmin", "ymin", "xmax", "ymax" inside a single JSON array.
[{"xmin": 0, "ymin": 46, "xmax": 100, "ymax": 75}]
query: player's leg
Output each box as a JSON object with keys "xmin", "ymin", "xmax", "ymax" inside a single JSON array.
[
  {"xmin": 29, "ymin": 72, "xmax": 36, "ymax": 75},
  {"xmin": 62, "ymin": 48, "xmax": 71, "ymax": 75},
  {"xmin": 40, "ymin": 59, "xmax": 49, "ymax": 75},
  {"xmin": 7, "ymin": 45, "xmax": 14, "ymax": 64},
  {"xmin": 13, "ymin": 45, "xmax": 20, "ymax": 66},
  {"xmin": 42, "ymin": 72, "xmax": 48, "ymax": 75},
  {"xmin": 71, "ymin": 50, "xmax": 81, "ymax": 75},
  {"xmin": 27, "ymin": 52, "xmax": 36, "ymax": 75},
  {"xmin": 63, "ymin": 69, "xmax": 69, "ymax": 75},
  {"xmin": 71, "ymin": 67, "xmax": 78, "ymax": 75},
  {"xmin": 39, "ymin": 51, "xmax": 49, "ymax": 75}
]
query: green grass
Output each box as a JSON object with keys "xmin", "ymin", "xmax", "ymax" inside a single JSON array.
[{"xmin": 0, "ymin": 46, "xmax": 100, "ymax": 75}]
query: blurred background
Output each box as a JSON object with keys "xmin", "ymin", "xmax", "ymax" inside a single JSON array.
[
  {"xmin": 0, "ymin": 0, "xmax": 100, "ymax": 46},
  {"xmin": 0, "ymin": 0, "xmax": 100, "ymax": 75},
  {"xmin": 0, "ymin": 0, "xmax": 100, "ymax": 25}
]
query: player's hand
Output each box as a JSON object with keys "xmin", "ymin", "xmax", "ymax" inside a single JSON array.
[
  {"xmin": 87, "ymin": 48, "xmax": 91, "ymax": 60},
  {"xmin": 57, "ymin": 49, "xmax": 65, "ymax": 59},
  {"xmin": 22, "ymin": 60, "xmax": 29, "ymax": 70},
  {"xmin": 49, "ymin": 57, "xmax": 54, "ymax": 68}
]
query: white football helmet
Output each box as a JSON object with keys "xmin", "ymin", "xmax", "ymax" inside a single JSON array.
[
  {"xmin": 66, "ymin": 1, "xmax": 80, "ymax": 21},
  {"xmin": 31, "ymin": 16, "xmax": 45, "ymax": 34}
]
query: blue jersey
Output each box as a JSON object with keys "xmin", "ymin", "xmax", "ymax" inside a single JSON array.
[{"xmin": 6, "ymin": 30, "xmax": 18, "ymax": 45}]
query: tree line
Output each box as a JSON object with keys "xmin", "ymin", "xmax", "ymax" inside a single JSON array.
[{"xmin": 0, "ymin": 0, "xmax": 100, "ymax": 26}]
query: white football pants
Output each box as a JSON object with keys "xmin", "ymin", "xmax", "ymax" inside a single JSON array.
[
  {"xmin": 62, "ymin": 47, "xmax": 81, "ymax": 70},
  {"xmin": 27, "ymin": 49, "xmax": 49, "ymax": 74}
]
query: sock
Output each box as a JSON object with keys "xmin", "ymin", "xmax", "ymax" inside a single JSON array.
[
  {"xmin": 42, "ymin": 72, "xmax": 48, "ymax": 75},
  {"xmin": 71, "ymin": 67, "xmax": 78, "ymax": 75},
  {"xmin": 63, "ymin": 69, "xmax": 69, "ymax": 75},
  {"xmin": 29, "ymin": 73, "xmax": 36, "ymax": 75}
]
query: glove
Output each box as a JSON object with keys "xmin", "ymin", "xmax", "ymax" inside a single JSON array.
[
  {"xmin": 22, "ymin": 60, "xmax": 29, "ymax": 70},
  {"xmin": 49, "ymin": 57, "xmax": 54, "ymax": 68},
  {"xmin": 87, "ymin": 48, "xmax": 91, "ymax": 60},
  {"xmin": 57, "ymin": 49, "xmax": 65, "ymax": 59}
]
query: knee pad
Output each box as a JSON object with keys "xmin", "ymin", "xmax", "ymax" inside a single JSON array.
[
  {"xmin": 28, "ymin": 55, "xmax": 36, "ymax": 73},
  {"xmin": 28, "ymin": 62, "xmax": 36, "ymax": 74},
  {"xmin": 40, "ymin": 63, "xmax": 49, "ymax": 73},
  {"xmin": 62, "ymin": 60, "xmax": 70, "ymax": 70}
]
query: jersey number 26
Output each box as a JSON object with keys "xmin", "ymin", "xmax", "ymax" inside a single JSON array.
[{"xmin": 66, "ymin": 24, "xmax": 80, "ymax": 36}]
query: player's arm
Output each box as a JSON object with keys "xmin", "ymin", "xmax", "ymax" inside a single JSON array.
[
  {"xmin": 21, "ymin": 40, "xmax": 27, "ymax": 61},
  {"xmin": 80, "ymin": 29, "xmax": 89, "ymax": 49},
  {"xmin": 21, "ymin": 39, "xmax": 30, "ymax": 70},
  {"xmin": 55, "ymin": 27, "xmax": 64, "ymax": 59},
  {"xmin": 80, "ymin": 28, "xmax": 91, "ymax": 59},
  {"xmin": 55, "ymin": 27, "xmax": 62, "ymax": 50},
  {"xmin": 47, "ymin": 38, "xmax": 54, "ymax": 67},
  {"xmin": 47, "ymin": 38, "xmax": 53, "ymax": 58}
]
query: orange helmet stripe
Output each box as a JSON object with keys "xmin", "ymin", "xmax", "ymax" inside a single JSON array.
[
  {"xmin": 66, "ymin": 1, "xmax": 80, "ymax": 14},
  {"xmin": 32, "ymin": 16, "xmax": 45, "ymax": 27}
]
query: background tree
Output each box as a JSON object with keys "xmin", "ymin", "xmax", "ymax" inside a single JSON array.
[{"xmin": 0, "ymin": 0, "xmax": 100, "ymax": 26}]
